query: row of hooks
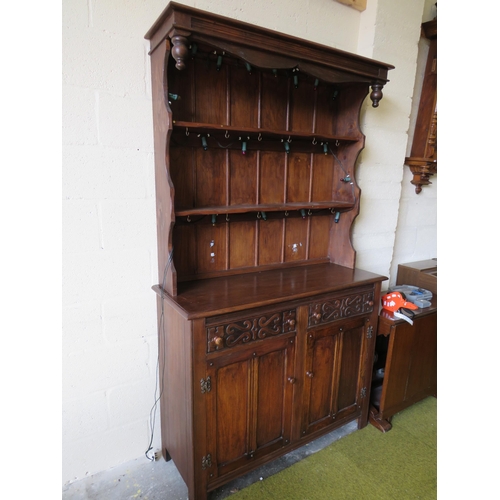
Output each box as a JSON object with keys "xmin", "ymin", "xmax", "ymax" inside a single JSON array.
[
  {"xmin": 183, "ymin": 208, "xmax": 342, "ymax": 225},
  {"xmin": 184, "ymin": 128, "xmax": 341, "ymax": 155},
  {"xmin": 188, "ymin": 44, "xmax": 341, "ymax": 96}
]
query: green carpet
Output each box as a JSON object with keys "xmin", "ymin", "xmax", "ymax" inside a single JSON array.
[{"xmin": 231, "ymin": 397, "xmax": 437, "ymax": 500}]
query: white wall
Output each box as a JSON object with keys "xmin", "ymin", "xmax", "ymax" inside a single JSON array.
[
  {"xmin": 389, "ymin": 0, "xmax": 437, "ymax": 284},
  {"xmin": 353, "ymin": 0, "xmax": 430, "ymax": 283},
  {"xmin": 62, "ymin": 0, "xmax": 432, "ymax": 486}
]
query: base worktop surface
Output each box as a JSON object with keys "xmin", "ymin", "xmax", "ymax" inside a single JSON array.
[{"xmin": 153, "ymin": 263, "xmax": 388, "ymax": 319}]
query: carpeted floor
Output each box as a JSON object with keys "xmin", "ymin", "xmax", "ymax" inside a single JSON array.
[{"xmin": 230, "ymin": 397, "xmax": 437, "ymax": 500}]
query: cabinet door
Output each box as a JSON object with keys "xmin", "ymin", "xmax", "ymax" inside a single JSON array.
[
  {"xmin": 301, "ymin": 317, "xmax": 367, "ymax": 437},
  {"xmin": 381, "ymin": 312, "xmax": 437, "ymax": 416},
  {"xmin": 205, "ymin": 335, "xmax": 295, "ymax": 482}
]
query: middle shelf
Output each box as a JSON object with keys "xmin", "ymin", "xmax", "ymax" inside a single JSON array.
[
  {"xmin": 175, "ymin": 201, "xmax": 354, "ymax": 217},
  {"xmin": 172, "ymin": 120, "xmax": 360, "ymax": 153}
]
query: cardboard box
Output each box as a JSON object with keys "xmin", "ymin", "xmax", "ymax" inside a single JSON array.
[{"xmin": 396, "ymin": 259, "xmax": 437, "ymax": 295}]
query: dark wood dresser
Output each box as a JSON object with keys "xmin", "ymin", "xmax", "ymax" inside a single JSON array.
[{"xmin": 145, "ymin": 3, "xmax": 394, "ymax": 498}]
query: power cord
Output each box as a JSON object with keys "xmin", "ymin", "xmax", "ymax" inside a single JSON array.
[{"xmin": 145, "ymin": 249, "xmax": 174, "ymax": 462}]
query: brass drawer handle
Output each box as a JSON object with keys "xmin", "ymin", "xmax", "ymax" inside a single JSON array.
[{"xmin": 213, "ymin": 336, "xmax": 224, "ymax": 347}]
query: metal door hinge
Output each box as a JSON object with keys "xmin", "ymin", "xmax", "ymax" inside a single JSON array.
[
  {"xmin": 366, "ymin": 326, "xmax": 374, "ymax": 339},
  {"xmin": 202, "ymin": 454, "xmax": 212, "ymax": 469},
  {"xmin": 200, "ymin": 376, "xmax": 211, "ymax": 394},
  {"xmin": 360, "ymin": 387, "xmax": 367, "ymax": 398}
]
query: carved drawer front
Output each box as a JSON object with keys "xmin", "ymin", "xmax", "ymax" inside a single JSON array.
[
  {"xmin": 308, "ymin": 289, "xmax": 374, "ymax": 327},
  {"xmin": 207, "ymin": 309, "xmax": 296, "ymax": 353}
]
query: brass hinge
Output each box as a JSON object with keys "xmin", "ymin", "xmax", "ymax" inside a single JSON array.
[
  {"xmin": 200, "ymin": 376, "xmax": 211, "ymax": 394},
  {"xmin": 366, "ymin": 326, "xmax": 374, "ymax": 339},
  {"xmin": 360, "ymin": 387, "xmax": 367, "ymax": 398},
  {"xmin": 202, "ymin": 454, "xmax": 212, "ymax": 470}
]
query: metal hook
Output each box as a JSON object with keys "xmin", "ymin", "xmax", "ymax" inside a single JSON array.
[
  {"xmin": 312, "ymin": 137, "xmax": 317, "ymax": 145},
  {"xmin": 186, "ymin": 127, "xmax": 189, "ymax": 136},
  {"xmin": 225, "ymin": 130, "xmax": 230, "ymax": 139},
  {"xmin": 187, "ymin": 215, "xmax": 191, "ymax": 222},
  {"xmin": 335, "ymin": 140, "xmax": 340, "ymax": 147},
  {"xmin": 258, "ymin": 133, "xmax": 262, "ymax": 141},
  {"xmin": 284, "ymin": 210, "xmax": 289, "ymax": 217},
  {"xmin": 257, "ymin": 212, "xmax": 262, "ymax": 219},
  {"xmin": 308, "ymin": 209, "xmax": 312, "ymax": 216},
  {"xmin": 226, "ymin": 214, "xmax": 230, "ymax": 222},
  {"xmin": 287, "ymin": 136, "xmax": 292, "ymax": 143}
]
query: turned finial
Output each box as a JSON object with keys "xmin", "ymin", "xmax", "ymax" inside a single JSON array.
[
  {"xmin": 171, "ymin": 35, "xmax": 189, "ymax": 70},
  {"xmin": 369, "ymin": 83, "xmax": 384, "ymax": 107}
]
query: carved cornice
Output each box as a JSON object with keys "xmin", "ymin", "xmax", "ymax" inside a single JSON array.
[{"xmin": 404, "ymin": 157, "xmax": 437, "ymax": 195}]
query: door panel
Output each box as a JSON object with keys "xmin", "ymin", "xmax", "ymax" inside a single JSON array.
[
  {"xmin": 256, "ymin": 349, "xmax": 286, "ymax": 448},
  {"xmin": 301, "ymin": 317, "xmax": 365, "ymax": 437},
  {"xmin": 307, "ymin": 333, "xmax": 336, "ymax": 425},
  {"xmin": 206, "ymin": 335, "xmax": 295, "ymax": 482},
  {"xmin": 215, "ymin": 360, "xmax": 251, "ymax": 466},
  {"xmin": 336, "ymin": 322, "xmax": 363, "ymax": 415}
]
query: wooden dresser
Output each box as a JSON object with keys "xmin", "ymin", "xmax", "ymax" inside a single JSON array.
[{"xmin": 145, "ymin": 3, "xmax": 393, "ymax": 498}]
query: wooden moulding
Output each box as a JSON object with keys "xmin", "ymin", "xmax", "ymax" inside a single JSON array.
[
  {"xmin": 333, "ymin": 0, "xmax": 367, "ymax": 12},
  {"xmin": 145, "ymin": 2, "xmax": 393, "ymax": 97}
]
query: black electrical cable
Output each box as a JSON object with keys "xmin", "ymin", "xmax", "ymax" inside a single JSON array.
[{"xmin": 145, "ymin": 248, "xmax": 174, "ymax": 462}]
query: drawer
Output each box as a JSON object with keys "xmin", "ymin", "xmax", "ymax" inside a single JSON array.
[
  {"xmin": 206, "ymin": 308, "xmax": 296, "ymax": 353},
  {"xmin": 308, "ymin": 287, "xmax": 375, "ymax": 327}
]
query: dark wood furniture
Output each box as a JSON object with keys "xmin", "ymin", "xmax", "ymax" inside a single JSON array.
[
  {"xmin": 145, "ymin": 3, "xmax": 393, "ymax": 498},
  {"xmin": 396, "ymin": 258, "xmax": 437, "ymax": 295},
  {"xmin": 405, "ymin": 18, "xmax": 437, "ymax": 193},
  {"xmin": 369, "ymin": 293, "xmax": 437, "ymax": 432}
]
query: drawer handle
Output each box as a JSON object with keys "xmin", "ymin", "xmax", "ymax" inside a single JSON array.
[
  {"xmin": 306, "ymin": 371, "xmax": 314, "ymax": 378},
  {"xmin": 287, "ymin": 377, "xmax": 296, "ymax": 384},
  {"xmin": 213, "ymin": 336, "xmax": 224, "ymax": 347},
  {"xmin": 366, "ymin": 300, "xmax": 374, "ymax": 307},
  {"xmin": 287, "ymin": 319, "xmax": 296, "ymax": 328},
  {"xmin": 313, "ymin": 313, "xmax": 321, "ymax": 320}
]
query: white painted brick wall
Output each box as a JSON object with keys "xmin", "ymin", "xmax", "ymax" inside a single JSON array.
[
  {"xmin": 62, "ymin": 0, "xmax": 160, "ymax": 485},
  {"xmin": 389, "ymin": 0, "xmax": 438, "ymax": 285},
  {"xmin": 62, "ymin": 0, "xmax": 436, "ymax": 486},
  {"xmin": 353, "ymin": 0, "xmax": 432, "ymax": 284}
]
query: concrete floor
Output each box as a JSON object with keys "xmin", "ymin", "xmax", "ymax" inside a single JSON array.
[{"xmin": 62, "ymin": 420, "xmax": 357, "ymax": 500}]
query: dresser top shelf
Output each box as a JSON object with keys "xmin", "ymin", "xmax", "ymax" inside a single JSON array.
[
  {"xmin": 153, "ymin": 262, "xmax": 387, "ymax": 319},
  {"xmin": 145, "ymin": 2, "xmax": 394, "ymax": 89}
]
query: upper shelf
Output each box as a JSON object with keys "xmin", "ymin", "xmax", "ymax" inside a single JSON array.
[{"xmin": 145, "ymin": 2, "xmax": 394, "ymax": 107}]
